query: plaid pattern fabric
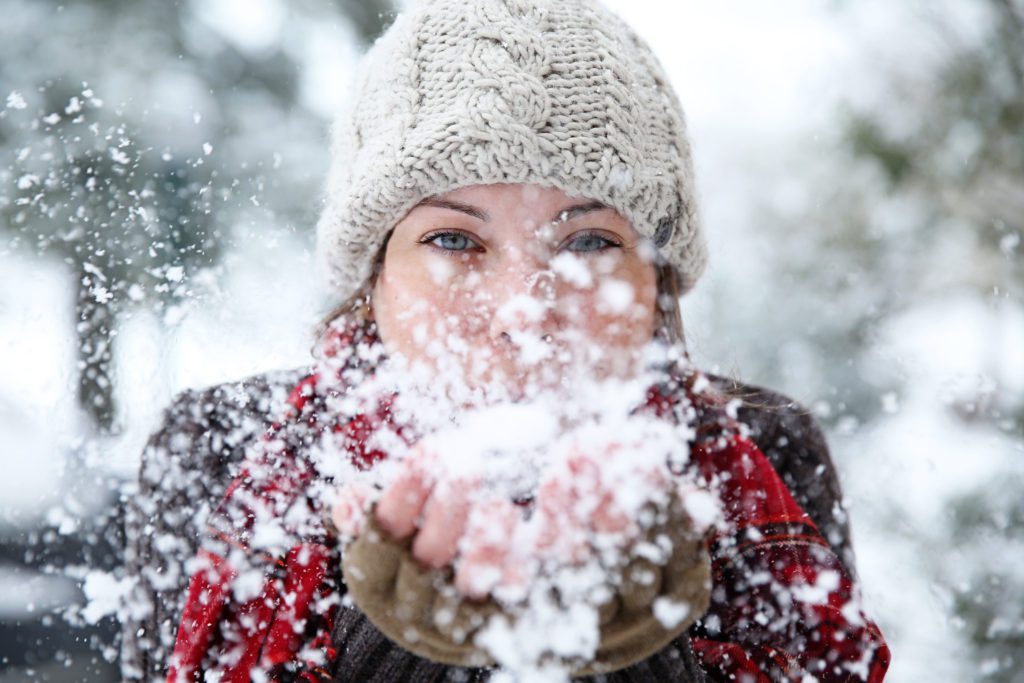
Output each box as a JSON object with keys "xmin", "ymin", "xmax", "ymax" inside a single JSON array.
[
  {"xmin": 687, "ymin": 432, "xmax": 890, "ymax": 681},
  {"xmin": 166, "ymin": 319, "xmax": 889, "ymax": 682}
]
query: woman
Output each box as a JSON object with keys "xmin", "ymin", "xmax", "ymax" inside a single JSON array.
[{"xmin": 120, "ymin": 0, "xmax": 890, "ymax": 680}]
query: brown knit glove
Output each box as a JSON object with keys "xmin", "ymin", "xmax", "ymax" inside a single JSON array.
[{"xmin": 340, "ymin": 495, "xmax": 711, "ymax": 676}]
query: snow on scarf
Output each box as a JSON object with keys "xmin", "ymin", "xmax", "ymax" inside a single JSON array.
[
  {"xmin": 166, "ymin": 315, "xmax": 890, "ymax": 682},
  {"xmin": 165, "ymin": 317, "xmax": 397, "ymax": 682}
]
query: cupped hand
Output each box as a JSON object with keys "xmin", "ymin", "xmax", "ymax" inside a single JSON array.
[
  {"xmin": 332, "ymin": 449, "xmax": 513, "ymax": 599},
  {"xmin": 332, "ymin": 439, "xmax": 668, "ymax": 602}
]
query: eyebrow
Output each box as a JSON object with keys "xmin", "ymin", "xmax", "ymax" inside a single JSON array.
[
  {"xmin": 553, "ymin": 201, "xmax": 608, "ymax": 223},
  {"xmin": 415, "ymin": 197, "xmax": 608, "ymax": 223},
  {"xmin": 416, "ymin": 197, "xmax": 489, "ymax": 220}
]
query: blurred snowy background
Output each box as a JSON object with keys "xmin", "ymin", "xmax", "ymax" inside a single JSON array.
[{"xmin": 0, "ymin": 0, "xmax": 1021, "ymax": 680}]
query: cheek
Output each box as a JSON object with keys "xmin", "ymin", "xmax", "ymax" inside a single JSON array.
[
  {"xmin": 628, "ymin": 282, "xmax": 659, "ymax": 344},
  {"xmin": 556, "ymin": 264, "xmax": 657, "ymax": 346},
  {"xmin": 374, "ymin": 270, "xmax": 429, "ymax": 355},
  {"xmin": 374, "ymin": 267, "xmax": 489, "ymax": 351}
]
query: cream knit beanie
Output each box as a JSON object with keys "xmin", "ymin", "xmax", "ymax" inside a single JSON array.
[{"xmin": 317, "ymin": 0, "xmax": 707, "ymax": 299}]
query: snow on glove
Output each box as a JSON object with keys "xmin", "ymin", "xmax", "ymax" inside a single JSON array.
[
  {"xmin": 340, "ymin": 494, "xmax": 710, "ymax": 675},
  {"xmin": 333, "ymin": 425, "xmax": 715, "ymax": 677}
]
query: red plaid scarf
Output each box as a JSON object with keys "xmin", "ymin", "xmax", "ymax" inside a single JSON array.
[
  {"xmin": 687, "ymin": 434, "xmax": 890, "ymax": 681},
  {"xmin": 166, "ymin": 318, "xmax": 399, "ymax": 682},
  {"xmin": 167, "ymin": 317, "xmax": 890, "ymax": 682}
]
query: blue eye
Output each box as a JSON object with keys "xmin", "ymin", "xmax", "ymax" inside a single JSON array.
[
  {"xmin": 423, "ymin": 231, "xmax": 479, "ymax": 252},
  {"xmin": 564, "ymin": 232, "xmax": 620, "ymax": 253}
]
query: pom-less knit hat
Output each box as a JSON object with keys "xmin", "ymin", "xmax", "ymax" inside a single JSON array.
[{"xmin": 317, "ymin": 0, "xmax": 707, "ymax": 299}]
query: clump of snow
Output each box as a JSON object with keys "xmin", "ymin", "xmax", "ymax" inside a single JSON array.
[
  {"xmin": 426, "ymin": 257, "xmax": 455, "ymax": 284},
  {"xmin": 681, "ymin": 488, "xmax": 721, "ymax": 533},
  {"xmin": 249, "ymin": 517, "xmax": 290, "ymax": 553},
  {"xmin": 652, "ymin": 597, "xmax": 691, "ymax": 629},
  {"xmin": 5, "ymin": 90, "xmax": 27, "ymax": 109},
  {"xmin": 605, "ymin": 164, "xmax": 634, "ymax": 191},
  {"xmin": 231, "ymin": 567, "xmax": 267, "ymax": 603},
  {"xmin": 550, "ymin": 252, "xmax": 594, "ymax": 288},
  {"xmin": 165, "ymin": 265, "xmax": 185, "ymax": 283},
  {"xmin": 320, "ymin": 334, "xmax": 714, "ymax": 680},
  {"xmin": 81, "ymin": 571, "xmax": 135, "ymax": 624},
  {"xmin": 495, "ymin": 293, "xmax": 547, "ymax": 326},
  {"xmin": 999, "ymin": 232, "xmax": 1019, "ymax": 255},
  {"xmin": 790, "ymin": 569, "xmax": 841, "ymax": 606},
  {"xmin": 476, "ymin": 594, "xmax": 600, "ymax": 680},
  {"xmin": 597, "ymin": 279, "xmax": 634, "ymax": 313},
  {"xmin": 109, "ymin": 146, "xmax": 131, "ymax": 165}
]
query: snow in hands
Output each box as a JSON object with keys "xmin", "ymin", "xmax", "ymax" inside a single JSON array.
[{"xmin": 321, "ymin": 323, "xmax": 715, "ymax": 680}]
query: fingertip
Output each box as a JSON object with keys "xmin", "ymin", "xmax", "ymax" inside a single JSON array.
[
  {"xmin": 411, "ymin": 515, "xmax": 464, "ymax": 569},
  {"xmin": 411, "ymin": 480, "xmax": 474, "ymax": 568},
  {"xmin": 454, "ymin": 560, "xmax": 497, "ymax": 600},
  {"xmin": 377, "ymin": 469, "xmax": 432, "ymax": 540},
  {"xmin": 331, "ymin": 481, "xmax": 376, "ymax": 538}
]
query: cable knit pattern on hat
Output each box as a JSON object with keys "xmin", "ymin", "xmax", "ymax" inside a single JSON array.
[{"xmin": 317, "ymin": 0, "xmax": 708, "ymax": 299}]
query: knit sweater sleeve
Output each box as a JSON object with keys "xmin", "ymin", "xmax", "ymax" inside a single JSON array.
[{"xmin": 118, "ymin": 370, "xmax": 301, "ymax": 682}]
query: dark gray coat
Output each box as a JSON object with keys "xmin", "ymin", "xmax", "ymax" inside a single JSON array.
[{"xmin": 119, "ymin": 369, "xmax": 853, "ymax": 682}]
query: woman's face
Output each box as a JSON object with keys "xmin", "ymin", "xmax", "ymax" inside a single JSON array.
[{"xmin": 372, "ymin": 184, "xmax": 659, "ymax": 398}]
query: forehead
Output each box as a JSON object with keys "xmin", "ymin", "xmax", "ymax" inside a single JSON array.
[
  {"xmin": 412, "ymin": 183, "xmax": 624, "ymax": 228},
  {"xmin": 440, "ymin": 183, "xmax": 585, "ymax": 206}
]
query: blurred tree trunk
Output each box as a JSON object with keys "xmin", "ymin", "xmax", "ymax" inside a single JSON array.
[
  {"xmin": 75, "ymin": 260, "xmax": 117, "ymax": 433},
  {"xmin": 3, "ymin": 0, "xmax": 399, "ymax": 436}
]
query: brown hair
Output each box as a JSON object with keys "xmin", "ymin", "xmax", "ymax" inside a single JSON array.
[{"xmin": 315, "ymin": 232, "xmax": 391, "ymax": 339}]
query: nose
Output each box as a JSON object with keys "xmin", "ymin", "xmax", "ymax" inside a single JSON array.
[{"xmin": 486, "ymin": 266, "xmax": 560, "ymax": 349}]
